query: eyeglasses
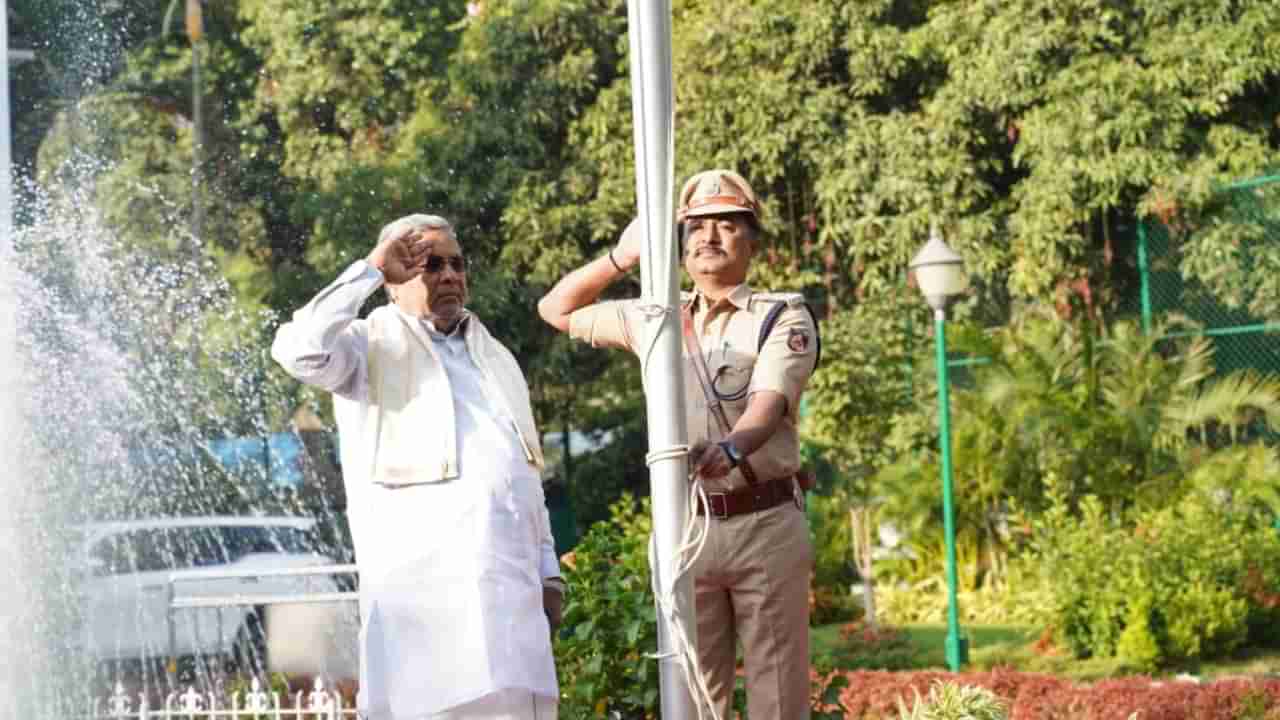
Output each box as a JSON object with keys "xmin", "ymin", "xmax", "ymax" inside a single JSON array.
[{"xmin": 424, "ymin": 255, "xmax": 467, "ymax": 273}]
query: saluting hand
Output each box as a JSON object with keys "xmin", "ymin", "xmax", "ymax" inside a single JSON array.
[
  {"xmin": 612, "ymin": 217, "xmax": 643, "ymax": 271},
  {"xmin": 368, "ymin": 228, "xmax": 432, "ymax": 284}
]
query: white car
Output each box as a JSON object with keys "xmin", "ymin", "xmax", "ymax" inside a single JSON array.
[{"xmin": 78, "ymin": 516, "xmax": 357, "ymax": 676}]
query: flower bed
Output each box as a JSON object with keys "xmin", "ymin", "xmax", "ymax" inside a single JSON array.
[{"xmin": 812, "ymin": 669, "xmax": 1280, "ymax": 719}]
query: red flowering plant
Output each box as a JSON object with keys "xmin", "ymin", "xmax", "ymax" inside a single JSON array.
[
  {"xmin": 819, "ymin": 621, "xmax": 917, "ymax": 672},
  {"xmin": 810, "ymin": 670, "xmax": 1280, "ymax": 720}
]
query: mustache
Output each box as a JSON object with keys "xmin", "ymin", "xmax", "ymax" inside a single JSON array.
[{"xmin": 691, "ymin": 245, "xmax": 726, "ymax": 256}]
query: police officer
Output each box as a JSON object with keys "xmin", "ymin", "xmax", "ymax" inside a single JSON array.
[{"xmin": 537, "ymin": 170, "xmax": 819, "ymax": 720}]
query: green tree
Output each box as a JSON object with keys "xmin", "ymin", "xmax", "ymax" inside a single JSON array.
[
  {"xmin": 236, "ymin": 2, "xmax": 643, "ymax": 505},
  {"xmin": 30, "ymin": 0, "xmax": 301, "ymax": 311},
  {"xmin": 817, "ymin": 0, "xmax": 1280, "ymax": 309},
  {"xmin": 21, "ymin": 0, "xmax": 1280, "ymax": 555}
]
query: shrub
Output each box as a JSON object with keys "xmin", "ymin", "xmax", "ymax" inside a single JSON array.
[
  {"xmin": 1242, "ymin": 561, "xmax": 1280, "ymax": 648},
  {"xmin": 554, "ymin": 494, "xmax": 659, "ymax": 718},
  {"xmin": 1114, "ymin": 592, "xmax": 1162, "ymax": 671},
  {"xmin": 808, "ymin": 491, "xmax": 860, "ymax": 606},
  {"xmin": 812, "ymin": 573, "xmax": 864, "ymax": 627},
  {"xmin": 876, "ymin": 575, "xmax": 1044, "ymax": 627},
  {"xmin": 1016, "ymin": 492, "xmax": 1278, "ymax": 666},
  {"xmin": 824, "ymin": 621, "xmax": 918, "ymax": 671}
]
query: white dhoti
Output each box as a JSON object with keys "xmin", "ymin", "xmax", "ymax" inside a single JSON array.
[
  {"xmin": 425, "ymin": 689, "xmax": 557, "ymax": 720},
  {"xmin": 356, "ymin": 464, "xmax": 558, "ymax": 719}
]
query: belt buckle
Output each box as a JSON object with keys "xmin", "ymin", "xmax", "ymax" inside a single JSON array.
[{"xmin": 706, "ymin": 491, "xmax": 730, "ymax": 519}]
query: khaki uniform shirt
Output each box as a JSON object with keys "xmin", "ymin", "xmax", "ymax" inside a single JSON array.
[{"xmin": 568, "ymin": 284, "xmax": 819, "ymax": 492}]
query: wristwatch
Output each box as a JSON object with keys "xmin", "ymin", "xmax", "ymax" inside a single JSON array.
[{"xmin": 717, "ymin": 439, "xmax": 744, "ymax": 469}]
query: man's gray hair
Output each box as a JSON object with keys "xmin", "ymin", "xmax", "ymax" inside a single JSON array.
[{"xmin": 378, "ymin": 213, "xmax": 456, "ymax": 246}]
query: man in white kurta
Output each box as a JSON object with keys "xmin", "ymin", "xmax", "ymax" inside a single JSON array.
[{"xmin": 272, "ymin": 214, "xmax": 561, "ymax": 720}]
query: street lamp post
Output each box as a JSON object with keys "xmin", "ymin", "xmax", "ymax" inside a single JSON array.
[
  {"xmin": 909, "ymin": 224, "xmax": 970, "ymax": 672},
  {"xmin": 186, "ymin": 0, "xmax": 204, "ymax": 246}
]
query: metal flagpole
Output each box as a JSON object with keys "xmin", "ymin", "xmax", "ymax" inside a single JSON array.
[
  {"xmin": 1, "ymin": 0, "xmax": 11, "ymax": 245},
  {"xmin": 625, "ymin": 1, "xmax": 699, "ymax": 718}
]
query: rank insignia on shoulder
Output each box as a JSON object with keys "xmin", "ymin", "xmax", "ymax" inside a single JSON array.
[
  {"xmin": 752, "ymin": 291, "xmax": 805, "ymax": 308},
  {"xmin": 787, "ymin": 327, "xmax": 811, "ymax": 353}
]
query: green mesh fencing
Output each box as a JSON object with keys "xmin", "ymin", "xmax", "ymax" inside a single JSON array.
[
  {"xmin": 1136, "ymin": 174, "xmax": 1280, "ymax": 378},
  {"xmin": 901, "ymin": 173, "xmax": 1280, "ymax": 415}
]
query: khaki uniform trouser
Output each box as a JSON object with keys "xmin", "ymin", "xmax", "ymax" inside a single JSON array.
[{"xmin": 693, "ymin": 500, "xmax": 812, "ymax": 720}]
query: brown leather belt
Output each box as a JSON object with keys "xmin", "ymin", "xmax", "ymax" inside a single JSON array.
[{"xmin": 696, "ymin": 475, "xmax": 797, "ymax": 519}]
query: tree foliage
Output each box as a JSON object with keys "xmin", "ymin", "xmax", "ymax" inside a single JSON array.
[{"xmin": 16, "ymin": 0, "xmax": 1280, "ymax": 569}]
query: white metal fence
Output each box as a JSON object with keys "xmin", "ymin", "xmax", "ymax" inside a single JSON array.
[
  {"xmin": 89, "ymin": 564, "xmax": 362, "ymax": 719},
  {"xmin": 163, "ymin": 564, "xmax": 360, "ymax": 661},
  {"xmin": 91, "ymin": 676, "xmax": 359, "ymax": 719}
]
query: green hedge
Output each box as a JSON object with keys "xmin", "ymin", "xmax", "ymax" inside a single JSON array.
[{"xmin": 1017, "ymin": 492, "xmax": 1280, "ymax": 669}]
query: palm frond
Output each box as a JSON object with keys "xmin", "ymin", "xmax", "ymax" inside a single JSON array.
[{"xmin": 1167, "ymin": 370, "xmax": 1280, "ymax": 442}]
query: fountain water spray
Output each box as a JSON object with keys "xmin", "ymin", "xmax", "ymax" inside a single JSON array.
[
  {"xmin": 1, "ymin": 4, "xmax": 355, "ymax": 715},
  {"xmin": 1, "ymin": 2, "xmax": 42, "ymax": 715},
  {"xmin": 0, "ymin": 163, "xmax": 30, "ymax": 720}
]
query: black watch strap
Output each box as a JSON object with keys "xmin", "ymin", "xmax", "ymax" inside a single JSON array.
[{"xmin": 717, "ymin": 440, "xmax": 742, "ymax": 468}]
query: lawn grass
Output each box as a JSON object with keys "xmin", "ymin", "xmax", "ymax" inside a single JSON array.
[
  {"xmin": 812, "ymin": 622, "xmax": 1035, "ymax": 672},
  {"xmin": 812, "ymin": 622, "xmax": 1280, "ymax": 681}
]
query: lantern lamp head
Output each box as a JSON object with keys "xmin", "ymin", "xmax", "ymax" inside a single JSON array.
[{"xmin": 910, "ymin": 224, "xmax": 968, "ymax": 311}]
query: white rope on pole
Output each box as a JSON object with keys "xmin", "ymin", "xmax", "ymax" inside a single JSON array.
[
  {"xmin": 634, "ymin": 300, "xmax": 721, "ymax": 719},
  {"xmin": 634, "ymin": 301, "xmax": 674, "ymax": 397},
  {"xmin": 642, "ymin": 451, "xmax": 722, "ymax": 720},
  {"xmin": 645, "ymin": 446, "xmax": 690, "ymax": 467}
]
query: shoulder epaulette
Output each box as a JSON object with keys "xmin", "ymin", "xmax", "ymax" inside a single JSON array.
[
  {"xmin": 750, "ymin": 291, "xmax": 806, "ymax": 309},
  {"xmin": 751, "ymin": 292, "xmax": 822, "ymax": 369}
]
